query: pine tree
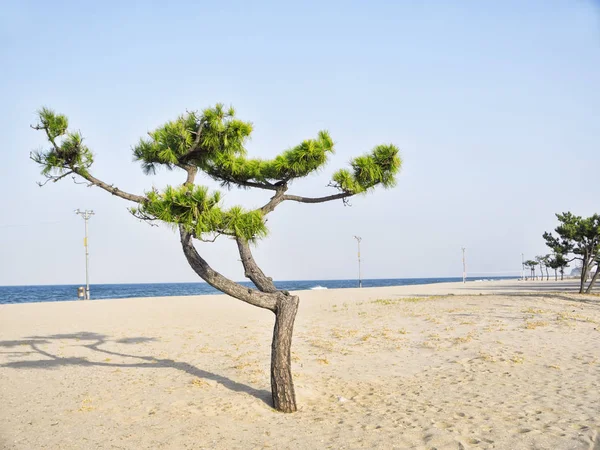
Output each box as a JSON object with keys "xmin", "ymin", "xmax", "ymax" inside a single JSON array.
[
  {"xmin": 523, "ymin": 260, "xmax": 538, "ymax": 280},
  {"xmin": 30, "ymin": 104, "xmax": 402, "ymax": 412},
  {"xmin": 547, "ymin": 253, "xmax": 569, "ymax": 281},
  {"xmin": 543, "ymin": 212, "xmax": 600, "ymax": 294}
]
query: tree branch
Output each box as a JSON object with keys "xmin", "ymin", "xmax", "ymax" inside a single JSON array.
[
  {"xmin": 259, "ymin": 188, "xmax": 288, "ymax": 215},
  {"xmin": 73, "ymin": 169, "xmax": 146, "ymax": 204},
  {"xmin": 189, "ymin": 120, "xmax": 205, "ymax": 153},
  {"xmin": 281, "ymin": 192, "xmax": 352, "ymax": 204},
  {"xmin": 178, "ymin": 119, "xmax": 206, "ymax": 165},
  {"xmin": 36, "ymin": 170, "xmax": 74, "ymax": 186},
  {"xmin": 179, "ymin": 227, "xmax": 277, "ymax": 311},
  {"xmin": 215, "ymin": 175, "xmax": 277, "ymax": 191},
  {"xmin": 256, "ymin": 187, "xmax": 352, "ymax": 216},
  {"xmin": 31, "ymin": 124, "xmax": 59, "ymax": 150},
  {"xmin": 175, "ymin": 163, "xmax": 198, "ymax": 186},
  {"xmin": 236, "ymin": 238, "xmax": 277, "ymax": 293},
  {"xmin": 198, "ymin": 233, "xmax": 222, "ymax": 243}
]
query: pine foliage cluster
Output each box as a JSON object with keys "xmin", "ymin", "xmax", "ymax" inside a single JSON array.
[
  {"xmin": 31, "ymin": 107, "xmax": 94, "ymax": 177},
  {"xmin": 130, "ymin": 185, "xmax": 267, "ymax": 242},
  {"xmin": 32, "ymin": 104, "xmax": 402, "ymax": 242}
]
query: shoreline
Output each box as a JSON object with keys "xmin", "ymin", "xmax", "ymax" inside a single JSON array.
[
  {"xmin": 0, "ymin": 278, "xmax": 592, "ymax": 308},
  {"xmin": 0, "ymin": 275, "xmax": 527, "ymax": 288}
]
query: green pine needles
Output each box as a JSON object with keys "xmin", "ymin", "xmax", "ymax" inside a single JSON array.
[
  {"xmin": 31, "ymin": 103, "xmax": 402, "ymax": 242},
  {"xmin": 332, "ymin": 144, "xmax": 401, "ymax": 194},
  {"xmin": 130, "ymin": 185, "xmax": 267, "ymax": 242},
  {"xmin": 30, "ymin": 107, "xmax": 94, "ymax": 178}
]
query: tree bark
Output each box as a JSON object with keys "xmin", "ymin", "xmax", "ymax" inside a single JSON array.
[
  {"xmin": 585, "ymin": 264, "xmax": 600, "ymax": 294},
  {"xmin": 179, "ymin": 227, "xmax": 277, "ymax": 311},
  {"xmin": 579, "ymin": 251, "xmax": 589, "ymax": 294},
  {"xmin": 236, "ymin": 238, "xmax": 277, "ymax": 293},
  {"xmin": 179, "ymin": 227, "xmax": 299, "ymax": 413},
  {"xmin": 579, "ymin": 254, "xmax": 589, "ymax": 294},
  {"xmin": 73, "ymin": 169, "xmax": 146, "ymax": 203},
  {"xmin": 271, "ymin": 294, "xmax": 299, "ymax": 413}
]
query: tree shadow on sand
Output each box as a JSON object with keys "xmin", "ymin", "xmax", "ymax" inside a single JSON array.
[{"xmin": 0, "ymin": 331, "xmax": 272, "ymax": 406}]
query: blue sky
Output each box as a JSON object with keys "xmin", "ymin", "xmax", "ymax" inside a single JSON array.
[{"xmin": 1, "ymin": 1, "xmax": 599, "ymax": 285}]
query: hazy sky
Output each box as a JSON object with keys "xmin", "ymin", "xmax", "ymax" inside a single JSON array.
[{"xmin": 1, "ymin": 1, "xmax": 599, "ymax": 286}]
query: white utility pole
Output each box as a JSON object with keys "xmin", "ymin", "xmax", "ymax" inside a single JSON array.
[
  {"xmin": 354, "ymin": 236, "xmax": 362, "ymax": 288},
  {"xmin": 462, "ymin": 247, "xmax": 466, "ymax": 283},
  {"xmin": 75, "ymin": 209, "xmax": 95, "ymax": 300}
]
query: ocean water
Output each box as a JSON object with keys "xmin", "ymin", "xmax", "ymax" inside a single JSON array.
[{"xmin": 0, "ymin": 277, "xmax": 515, "ymax": 305}]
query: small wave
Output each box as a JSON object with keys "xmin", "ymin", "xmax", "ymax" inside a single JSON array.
[{"xmin": 310, "ymin": 286, "xmax": 328, "ymax": 290}]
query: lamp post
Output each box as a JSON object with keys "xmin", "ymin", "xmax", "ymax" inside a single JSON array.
[
  {"xmin": 354, "ymin": 236, "xmax": 362, "ymax": 288},
  {"xmin": 75, "ymin": 209, "xmax": 94, "ymax": 299}
]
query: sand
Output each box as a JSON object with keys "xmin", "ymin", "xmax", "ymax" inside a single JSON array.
[{"xmin": 1, "ymin": 280, "xmax": 599, "ymax": 449}]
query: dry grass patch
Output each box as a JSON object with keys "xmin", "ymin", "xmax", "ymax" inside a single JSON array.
[
  {"xmin": 524, "ymin": 320, "xmax": 549, "ymax": 330},
  {"xmin": 510, "ymin": 355, "xmax": 525, "ymax": 364},
  {"xmin": 522, "ymin": 307, "xmax": 546, "ymax": 314},
  {"xmin": 191, "ymin": 378, "xmax": 209, "ymax": 388},
  {"xmin": 425, "ymin": 316, "xmax": 443, "ymax": 324},
  {"xmin": 453, "ymin": 332, "xmax": 475, "ymax": 344},
  {"xmin": 330, "ymin": 327, "xmax": 360, "ymax": 339},
  {"xmin": 78, "ymin": 397, "xmax": 94, "ymax": 412},
  {"xmin": 421, "ymin": 340, "xmax": 439, "ymax": 350},
  {"xmin": 557, "ymin": 311, "xmax": 598, "ymax": 324},
  {"xmin": 372, "ymin": 297, "xmax": 430, "ymax": 305},
  {"xmin": 232, "ymin": 361, "xmax": 254, "ymax": 370},
  {"xmin": 309, "ymin": 337, "xmax": 335, "ymax": 351},
  {"xmin": 479, "ymin": 351, "xmax": 497, "ymax": 362}
]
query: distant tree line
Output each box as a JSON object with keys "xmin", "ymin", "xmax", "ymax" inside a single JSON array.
[
  {"xmin": 523, "ymin": 254, "xmax": 568, "ymax": 282},
  {"xmin": 523, "ymin": 212, "xmax": 600, "ymax": 294}
]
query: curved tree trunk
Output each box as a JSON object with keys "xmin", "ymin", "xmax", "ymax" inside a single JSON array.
[
  {"xmin": 580, "ymin": 261, "xmax": 589, "ymax": 294},
  {"xmin": 585, "ymin": 265, "xmax": 600, "ymax": 294},
  {"xmin": 180, "ymin": 228, "xmax": 299, "ymax": 412},
  {"xmin": 271, "ymin": 294, "xmax": 299, "ymax": 413},
  {"xmin": 236, "ymin": 238, "xmax": 300, "ymax": 412}
]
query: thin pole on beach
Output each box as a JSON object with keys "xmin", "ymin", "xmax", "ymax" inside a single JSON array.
[
  {"xmin": 75, "ymin": 209, "xmax": 95, "ymax": 300},
  {"xmin": 354, "ymin": 236, "xmax": 362, "ymax": 288},
  {"xmin": 521, "ymin": 253, "xmax": 525, "ymax": 281},
  {"xmin": 462, "ymin": 247, "xmax": 466, "ymax": 283}
]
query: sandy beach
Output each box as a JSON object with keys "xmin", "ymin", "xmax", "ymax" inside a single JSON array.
[{"xmin": 1, "ymin": 280, "xmax": 599, "ymax": 449}]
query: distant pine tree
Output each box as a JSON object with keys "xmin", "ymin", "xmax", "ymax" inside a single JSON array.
[{"xmin": 543, "ymin": 213, "xmax": 600, "ymax": 294}]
